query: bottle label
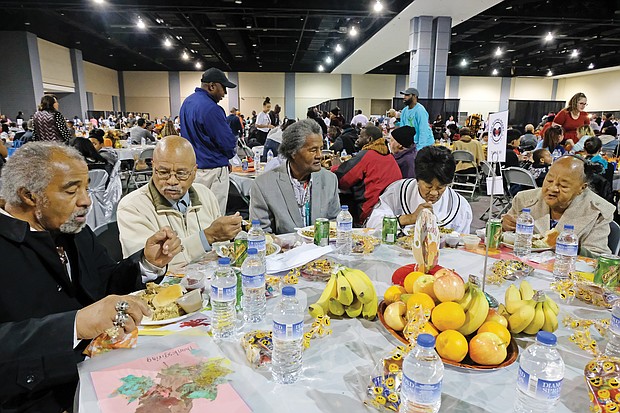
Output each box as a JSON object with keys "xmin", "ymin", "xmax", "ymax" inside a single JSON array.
[
  {"xmin": 612, "ymin": 314, "xmax": 620, "ymax": 333},
  {"xmin": 210, "ymin": 285, "xmax": 236, "ymax": 301},
  {"xmin": 338, "ymin": 221, "xmax": 352, "ymax": 231},
  {"xmin": 515, "ymin": 223, "xmax": 534, "ymax": 235},
  {"xmin": 555, "ymin": 242, "xmax": 578, "ymax": 257},
  {"xmin": 273, "ymin": 320, "xmax": 303, "ymax": 340},
  {"xmin": 249, "ymin": 239, "xmax": 266, "ymax": 252},
  {"xmin": 517, "ymin": 367, "xmax": 562, "ymax": 400},
  {"xmin": 402, "ymin": 374, "xmax": 442, "ymax": 404},
  {"xmin": 242, "ymin": 273, "xmax": 265, "ymax": 288}
]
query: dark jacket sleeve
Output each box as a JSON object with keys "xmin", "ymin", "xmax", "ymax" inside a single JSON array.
[{"xmin": 330, "ymin": 137, "xmax": 344, "ymax": 153}]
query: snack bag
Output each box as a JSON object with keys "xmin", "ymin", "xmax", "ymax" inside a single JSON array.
[
  {"xmin": 412, "ymin": 208, "xmax": 440, "ymax": 273},
  {"xmin": 364, "ymin": 345, "xmax": 409, "ymax": 412},
  {"xmin": 585, "ymin": 356, "xmax": 620, "ymax": 412},
  {"xmin": 242, "ymin": 330, "xmax": 273, "ymax": 368},
  {"xmin": 83, "ymin": 329, "xmax": 139, "ymax": 357}
]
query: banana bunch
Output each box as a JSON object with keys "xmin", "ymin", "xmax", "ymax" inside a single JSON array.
[
  {"xmin": 456, "ymin": 283, "xmax": 490, "ymax": 336},
  {"xmin": 502, "ymin": 280, "xmax": 560, "ymax": 335},
  {"xmin": 308, "ymin": 267, "xmax": 378, "ymax": 320}
]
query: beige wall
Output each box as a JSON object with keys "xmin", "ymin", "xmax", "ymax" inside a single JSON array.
[
  {"xmin": 556, "ymin": 67, "xmax": 620, "ymax": 111},
  {"xmin": 238, "ymin": 72, "xmax": 284, "ymax": 118},
  {"xmin": 84, "ymin": 61, "xmax": 119, "ymax": 111},
  {"xmin": 38, "ymin": 38, "xmax": 74, "ymax": 90},
  {"xmin": 123, "ymin": 71, "xmax": 170, "ymax": 118},
  {"xmin": 352, "ymin": 74, "xmax": 396, "ymax": 116},
  {"xmin": 92, "ymin": 94, "xmax": 113, "ymax": 111},
  {"xmin": 510, "ymin": 78, "xmax": 554, "ymax": 101},
  {"xmin": 458, "ymin": 76, "xmax": 502, "ymax": 116},
  {"xmin": 295, "ymin": 73, "xmax": 342, "ymax": 119}
]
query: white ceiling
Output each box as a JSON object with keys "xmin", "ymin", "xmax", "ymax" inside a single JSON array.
[{"xmin": 332, "ymin": 0, "xmax": 503, "ymax": 75}]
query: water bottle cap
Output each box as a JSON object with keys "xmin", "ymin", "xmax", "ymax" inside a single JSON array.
[
  {"xmin": 564, "ymin": 224, "xmax": 574, "ymax": 230},
  {"xmin": 247, "ymin": 248, "xmax": 258, "ymax": 255},
  {"xmin": 282, "ymin": 286, "xmax": 296, "ymax": 296},
  {"xmin": 341, "ymin": 205, "xmax": 349, "ymax": 211},
  {"xmin": 536, "ymin": 331, "xmax": 557, "ymax": 345},
  {"xmin": 417, "ymin": 333, "xmax": 436, "ymax": 348},
  {"xmin": 218, "ymin": 257, "xmax": 231, "ymax": 265},
  {"xmin": 522, "ymin": 208, "xmax": 531, "ymax": 213},
  {"xmin": 252, "ymin": 219, "xmax": 260, "ymax": 225}
]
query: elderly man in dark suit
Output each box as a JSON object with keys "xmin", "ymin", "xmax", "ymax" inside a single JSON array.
[
  {"xmin": 249, "ymin": 119, "xmax": 341, "ymax": 234},
  {"xmin": 0, "ymin": 142, "xmax": 182, "ymax": 412}
]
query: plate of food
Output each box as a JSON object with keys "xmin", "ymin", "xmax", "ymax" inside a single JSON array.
[
  {"xmin": 133, "ymin": 282, "xmax": 206, "ymax": 326},
  {"xmin": 214, "ymin": 237, "xmax": 281, "ymax": 259},
  {"xmin": 297, "ymin": 223, "xmax": 338, "ymax": 242},
  {"xmin": 297, "ymin": 225, "xmax": 380, "ymax": 252},
  {"xmin": 501, "ymin": 231, "xmax": 555, "ymax": 252},
  {"xmin": 300, "ymin": 258, "xmax": 335, "ymax": 281}
]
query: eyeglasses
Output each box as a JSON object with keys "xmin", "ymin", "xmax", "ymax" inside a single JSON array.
[
  {"xmin": 578, "ymin": 102, "xmax": 588, "ymax": 106},
  {"xmin": 154, "ymin": 169, "xmax": 192, "ymax": 181}
]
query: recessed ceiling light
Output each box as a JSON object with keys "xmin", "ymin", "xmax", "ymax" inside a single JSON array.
[
  {"xmin": 373, "ymin": 1, "xmax": 383, "ymax": 12},
  {"xmin": 492, "ymin": 69, "xmax": 498, "ymax": 75},
  {"xmin": 325, "ymin": 56, "xmax": 332, "ymax": 64},
  {"xmin": 545, "ymin": 32, "xmax": 553, "ymax": 41},
  {"xmin": 318, "ymin": 64, "xmax": 325, "ymax": 72},
  {"xmin": 24, "ymin": 22, "xmax": 30, "ymax": 25},
  {"xmin": 235, "ymin": 0, "xmax": 242, "ymax": 3},
  {"xmin": 176, "ymin": 36, "xmax": 183, "ymax": 40},
  {"xmin": 349, "ymin": 26, "xmax": 358, "ymax": 37},
  {"xmin": 547, "ymin": 70, "xmax": 553, "ymax": 76},
  {"xmin": 494, "ymin": 47, "xmax": 502, "ymax": 56},
  {"xmin": 571, "ymin": 49, "xmax": 579, "ymax": 57},
  {"xmin": 227, "ymin": 42, "xmax": 237, "ymax": 46},
  {"xmin": 216, "ymin": 24, "xmax": 227, "ymax": 28},
  {"xmin": 460, "ymin": 59, "xmax": 467, "ymax": 67},
  {"xmin": 182, "ymin": 51, "xmax": 189, "ymax": 60},
  {"xmin": 246, "ymin": 25, "xmax": 251, "ymax": 29},
  {"xmin": 235, "ymin": 55, "xmax": 243, "ymax": 58},
  {"xmin": 191, "ymin": 42, "xmax": 200, "ymax": 45},
  {"xmin": 163, "ymin": 38, "xmax": 172, "ymax": 47},
  {"xmin": 335, "ymin": 44, "xmax": 343, "ymax": 53},
  {"xmin": 252, "ymin": 43, "xmax": 257, "ymax": 47},
  {"xmin": 588, "ymin": 63, "xmax": 595, "ymax": 69},
  {"xmin": 93, "ymin": 0, "xmax": 104, "ymax": 3},
  {"xmin": 195, "ymin": 62, "xmax": 203, "ymax": 69},
  {"xmin": 137, "ymin": 18, "xmax": 145, "ymax": 29},
  {"xmin": 109, "ymin": 54, "xmax": 113, "ymax": 57}
]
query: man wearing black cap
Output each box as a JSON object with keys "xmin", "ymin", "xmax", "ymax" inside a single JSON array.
[
  {"xmin": 390, "ymin": 125, "xmax": 417, "ymax": 179},
  {"xmin": 180, "ymin": 68, "xmax": 238, "ymax": 214},
  {"xmin": 399, "ymin": 87, "xmax": 434, "ymax": 150}
]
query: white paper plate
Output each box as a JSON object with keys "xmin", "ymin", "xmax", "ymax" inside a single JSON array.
[
  {"xmin": 501, "ymin": 242, "xmax": 552, "ymax": 253},
  {"xmin": 131, "ymin": 290, "xmax": 207, "ymax": 326}
]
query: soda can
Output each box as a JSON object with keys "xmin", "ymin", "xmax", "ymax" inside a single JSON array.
[
  {"xmin": 314, "ymin": 218, "xmax": 330, "ymax": 247},
  {"xmin": 485, "ymin": 218, "xmax": 502, "ymax": 249},
  {"xmin": 241, "ymin": 158, "xmax": 248, "ymax": 171},
  {"xmin": 382, "ymin": 216, "xmax": 398, "ymax": 244},
  {"xmin": 594, "ymin": 254, "xmax": 620, "ymax": 287}
]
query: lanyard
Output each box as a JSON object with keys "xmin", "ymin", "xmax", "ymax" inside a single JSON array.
[{"xmin": 303, "ymin": 181, "xmax": 312, "ymax": 226}]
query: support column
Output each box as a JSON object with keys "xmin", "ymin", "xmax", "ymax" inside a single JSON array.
[
  {"xmin": 408, "ymin": 16, "xmax": 433, "ymax": 98},
  {"xmin": 285, "ymin": 72, "xmax": 295, "ymax": 119},
  {"xmin": 395, "ymin": 75, "xmax": 407, "ymax": 97},
  {"xmin": 431, "ymin": 16, "xmax": 451, "ymax": 98},
  {"xmin": 0, "ymin": 31, "xmax": 43, "ymax": 119},
  {"xmin": 118, "ymin": 72, "xmax": 126, "ymax": 113},
  {"xmin": 341, "ymin": 74, "xmax": 352, "ymax": 97},
  {"xmin": 86, "ymin": 92, "xmax": 94, "ymax": 112},
  {"xmin": 58, "ymin": 48, "xmax": 88, "ymax": 120},
  {"xmin": 499, "ymin": 77, "xmax": 511, "ymax": 112},
  {"xmin": 168, "ymin": 71, "xmax": 181, "ymax": 118},
  {"xmin": 227, "ymin": 72, "xmax": 239, "ymax": 110},
  {"xmin": 551, "ymin": 79, "xmax": 559, "ymax": 100},
  {"xmin": 448, "ymin": 76, "xmax": 460, "ymax": 98},
  {"xmin": 112, "ymin": 96, "xmax": 120, "ymax": 112}
]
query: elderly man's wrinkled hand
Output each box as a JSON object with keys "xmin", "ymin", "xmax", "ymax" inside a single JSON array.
[
  {"xmin": 76, "ymin": 294, "xmax": 150, "ymax": 340},
  {"xmin": 204, "ymin": 213, "xmax": 243, "ymax": 244},
  {"xmin": 144, "ymin": 226, "xmax": 183, "ymax": 267},
  {"xmin": 501, "ymin": 213, "xmax": 517, "ymax": 232}
]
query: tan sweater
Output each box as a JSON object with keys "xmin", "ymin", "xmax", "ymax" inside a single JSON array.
[{"xmin": 452, "ymin": 135, "xmax": 484, "ymax": 172}]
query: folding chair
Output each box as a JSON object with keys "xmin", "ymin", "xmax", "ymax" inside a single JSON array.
[
  {"xmin": 227, "ymin": 179, "xmax": 250, "ymax": 219},
  {"xmin": 125, "ymin": 147, "xmax": 154, "ymax": 193},
  {"xmin": 451, "ymin": 150, "xmax": 480, "ymax": 201},
  {"xmin": 609, "ymin": 221, "xmax": 620, "ymax": 255},
  {"xmin": 479, "ymin": 161, "xmax": 511, "ymax": 220},
  {"xmin": 503, "ymin": 167, "xmax": 538, "ymax": 201}
]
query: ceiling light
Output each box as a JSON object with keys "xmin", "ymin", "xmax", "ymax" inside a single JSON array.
[
  {"xmin": 163, "ymin": 38, "xmax": 172, "ymax": 48},
  {"xmin": 235, "ymin": 0, "xmax": 242, "ymax": 3},
  {"xmin": 215, "ymin": 24, "xmax": 227, "ymax": 28},
  {"xmin": 545, "ymin": 32, "xmax": 553, "ymax": 41},
  {"xmin": 252, "ymin": 43, "xmax": 257, "ymax": 47},
  {"xmin": 335, "ymin": 44, "xmax": 343, "ymax": 53},
  {"xmin": 318, "ymin": 64, "xmax": 324, "ymax": 72},
  {"xmin": 325, "ymin": 56, "xmax": 332, "ymax": 64},
  {"xmin": 494, "ymin": 47, "xmax": 502, "ymax": 56},
  {"xmin": 136, "ymin": 18, "xmax": 145, "ymax": 29},
  {"xmin": 182, "ymin": 51, "xmax": 189, "ymax": 60},
  {"xmin": 246, "ymin": 25, "xmax": 251, "ymax": 29},
  {"xmin": 492, "ymin": 69, "xmax": 498, "ymax": 75},
  {"xmin": 349, "ymin": 26, "xmax": 358, "ymax": 37},
  {"xmin": 235, "ymin": 55, "xmax": 243, "ymax": 58},
  {"xmin": 373, "ymin": 1, "xmax": 383, "ymax": 12},
  {"xmin": 547, "ymin": 70, "xmax": 553, "ymax": 76},
  {"xmin": 93, "ymin": 0, "xmax": 104, "ymax": 3},
  {"xmin": 588, "ymin": 63, "xmax": 595, "ymax": 69},
  {"xmin": 195, "ymin": 62, "xmax": 202, "ymax": 69},
  {"xmin": 571, "ymin": 49, "xmax": 579, "ymax": 58},
  {"xmin": 460, "ymin": 59, "xmax": 467, "ymax": 67},
  {"xmin": 228, "ymin": 42, "xmax": 237, "ymax": 46},
  {"xmin": 176, "ymin": 36, "xmax": 183, "ymax": 40}
]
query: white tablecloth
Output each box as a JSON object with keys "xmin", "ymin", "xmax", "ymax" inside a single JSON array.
[
  {"xmin": 113, "ymin": 145, "xmax": 153, "ymax": 161},
  {"xmin": 78, "ymin": 243, "xmax": 597, "ymax": 412}
]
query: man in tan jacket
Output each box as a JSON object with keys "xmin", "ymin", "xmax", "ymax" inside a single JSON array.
[
  {"xmin": 452, "ymin": 127, "xmax": 484, "ymax": 174},
  {"xmin": 117, "ymin": 135, "xmax": 242, "ymax": 270}
]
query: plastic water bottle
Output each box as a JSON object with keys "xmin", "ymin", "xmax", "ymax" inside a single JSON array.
[
  {"xmin": 248, "ymin": 219, "xmax": 267, "ymax": 266},
  {"xmin": 552, "ymin": 224, "xmax": 578, "ymax": 280},
  {"xmin": 341, "ymin": 148, "xmax": 348, "ymax": 157},
  {"xmin": 210, "ymin": 257, "xmax": 237, "ymax": 339},
  {"xmin": 240, "ymin": 248, "xmax": 266, "ymax": 324},
  {"xmin": 605, "ymin": 302, "xmax": 620, "ymax": 357},
  {"xmin": 514, "ymin": 208, "xmax": 534, "ymax": 258},
  {"xmin": 336, "ymin": 205, "xmax": 353, "ymax": 255},
  {"xmin": 400, "ymin": 333, "xmax": 444, "ymax": 413},
  {"xmin": 271, "ymin": 286, "xmax": 304, "ymax": 384},
  {"xmin": 267, "ymin": 149, "xmax": 274, "ymax": 164},
  {"xmin": 514, "ymin": 331, "xmax": 564, "ymax": 413}
]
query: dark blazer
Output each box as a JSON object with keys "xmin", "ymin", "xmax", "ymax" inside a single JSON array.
[{"xmin": 0, "ymin": 212, "xmax": 145, "ymax": 412}]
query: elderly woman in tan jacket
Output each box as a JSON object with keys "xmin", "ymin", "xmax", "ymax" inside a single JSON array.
[{"xmin": 502, "ymin": 156, "xmax": 614, "ymax": 256}]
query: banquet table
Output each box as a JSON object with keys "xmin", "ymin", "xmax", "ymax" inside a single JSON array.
[
  {"xmin": 77, "ymin": 238, "xmax": 598, "ymax": 412},
  {"xmin": 112, "ymin": 144, "xmax": 154, "ymax": 161}
]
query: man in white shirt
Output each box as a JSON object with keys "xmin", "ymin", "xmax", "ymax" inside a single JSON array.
[{"xmin": 351, "ymin": 109, "xmax": 369, "ymax": 127}]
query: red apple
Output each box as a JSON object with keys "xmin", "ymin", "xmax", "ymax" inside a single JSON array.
[
  {"xmin": 433, "ymin": 274, "xmax": 466, "ymax": 302},
  {"xmin": 427, "ymin": 265, "xmax": 444, "ymax": 276},
  {"xmin": 412, "ymin": 275, "xmax": 437, "ymax": 301},
  {"xmin": 392, "ymin": 264, "xmax": 418, "ymax": 286},
  {"xmin": 468, "ymin": 332, "xmax": 507, "ymax": 365},
  {"xmin": 433, "ymin": 268, "xmax": 460, "ymax": 279}
]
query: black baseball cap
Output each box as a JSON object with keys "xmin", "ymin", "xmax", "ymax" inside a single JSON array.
[{"xmin": 200, "ymin": 68, "xmax": 237, "ymax": 88}]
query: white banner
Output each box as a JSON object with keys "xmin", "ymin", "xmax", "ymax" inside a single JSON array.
[{"xmin": 486, "ymin": 110, "xmax": 508, "ymax": 163}]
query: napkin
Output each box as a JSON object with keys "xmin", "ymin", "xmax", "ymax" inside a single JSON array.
[{"xmin": 266, "ymin": 243, "xmax": 334, "ymax": 274}]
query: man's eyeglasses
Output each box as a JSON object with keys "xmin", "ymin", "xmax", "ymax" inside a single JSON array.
[{"xmin": 154, "ymin": 169, "xmax": 192, "ymax": 181}]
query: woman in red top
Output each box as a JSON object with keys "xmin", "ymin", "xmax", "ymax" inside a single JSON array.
[{"xmin": 553, "ymin": 92, "xmax": 589, "ymax": 143}]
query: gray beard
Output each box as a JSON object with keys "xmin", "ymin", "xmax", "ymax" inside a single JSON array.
[{"xmin": 35, "ymin": 206, "xmax": 91, "ymax": 234}]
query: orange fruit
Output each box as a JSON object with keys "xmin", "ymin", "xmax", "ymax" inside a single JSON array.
[
  {"xmin": 435, "ymin": 330, "xmax": 468, "ymax": 362},
  {"xmin": 406, "ymin": 292, "xmax": 436, "ymax": 315},
  {"xmin": 384, "ymin": 285, "xmax": 407, "ymax": 304},
  {"xmin": 420, "ymin": 322, "xmax": 439, "ymax": 337},
  {"xmin": 431, "ymin": 302, "xmax": 466, "ymax": 331},
  {"xmin": 478, "ymin": 321, "xmax": 511, "ymax": 346},
  {"xmin": 404, "ymin": 271, "xmax": 426, "ymax": 293}
]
